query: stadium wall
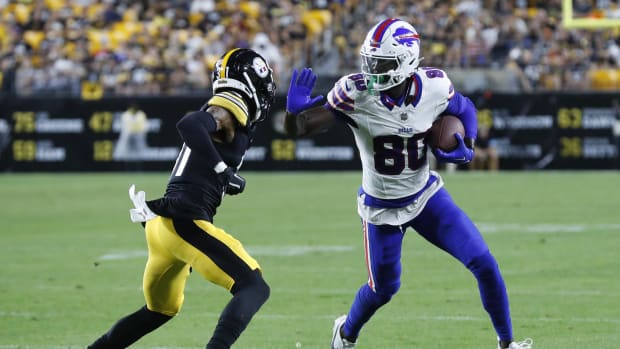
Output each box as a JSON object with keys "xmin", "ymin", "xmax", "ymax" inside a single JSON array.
[{"xmin": 0, "ymin": 93, "xmax": 618, "ymax": 172}]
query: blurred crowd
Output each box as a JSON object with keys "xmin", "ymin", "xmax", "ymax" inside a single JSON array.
[{"xmin": 1, "ymin": 0, "xmax": 620, "ymax": 97}]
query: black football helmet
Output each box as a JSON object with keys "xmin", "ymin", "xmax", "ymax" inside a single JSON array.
[{"xmin": 212, "ymin": 48, "xmax": 276, "ymax": 127}]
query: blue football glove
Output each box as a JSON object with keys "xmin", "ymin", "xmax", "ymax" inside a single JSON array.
[
  {"xmin": 432, "ymin": 133, "xmax": 474, "ymax": 164},
  {"xmin": 286, "ymin": 68, "xmax": 324, "ymax": 115}
]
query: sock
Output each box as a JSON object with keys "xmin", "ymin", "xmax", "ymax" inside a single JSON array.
[
  {"xmin": 468, "ymin": 251, "xmax": 513, "ymax": 342},
  {"xmin": 344, "ymin": 284, "xmax": 392, "ymax": 341},
  {"xmin": 499, "ymin": 339, "xmax": 513, "ymax": 348},
  {"xmin": 88, "ymin": 305, "xmax": 172, "ymax": 349}
]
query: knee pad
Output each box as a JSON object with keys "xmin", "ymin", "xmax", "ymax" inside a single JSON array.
[
  {"xmin": 373, "ymin": 289, "xmax": 395, "ymax": 306},
  {"xmin": 363, "ymin": 283, "xmax": 398, "ymax": 307},
  {"xmin": 232, "ymin": 269, "xmax": 270, "ymax": 303},
  {"xmin": 377, "ymin": 281, "xmax": 400, "ymax": 300}
]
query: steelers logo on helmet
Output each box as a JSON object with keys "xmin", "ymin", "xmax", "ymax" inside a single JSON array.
[
  {"xmin": 252, "ymin": 57, "xmax": 269, "ymax": 78},
  {"xmin": 360, "ymin": 18, "xmax": 422, "ymax": 92},
  {"xmin": 210, "ymin": 48, "xmax": 276, "ymax": 127}
]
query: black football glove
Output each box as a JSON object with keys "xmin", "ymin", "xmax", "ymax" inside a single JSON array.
[{"xmin": 217, "ymin": 167, "xmax": 246, "ymax": 195}]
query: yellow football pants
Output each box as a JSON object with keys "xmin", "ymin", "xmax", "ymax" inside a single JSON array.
[{"xmin": 142, "ymin": 216, "xmax": 260, "ymax": 316}]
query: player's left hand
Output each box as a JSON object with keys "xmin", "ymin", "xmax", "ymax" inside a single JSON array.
[
  {"xmin": 286, "ymin": 68, "xmax": 324, "ymax": 115},
  {"xmin": 432, "ymin": 133, "xmax": 474, "ymax": 164},
  {"xmin": 217, "ymin": 167, "xmax": 246, "ymax": 195}
]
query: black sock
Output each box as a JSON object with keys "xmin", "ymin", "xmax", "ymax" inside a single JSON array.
[
  {"xmin": 499, "ymin": 339, "xmax": 513, "ymax": 348},
  {"xmin": 206, "ymin": 271, "xmax": 270, "ymax": 349},
  {"xmin": 88, "ymin": 305, "xmax": 172, "ymax": 349}
]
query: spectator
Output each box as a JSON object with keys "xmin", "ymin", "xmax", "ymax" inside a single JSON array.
[
  {"xmin": 0, "ymin": 55, "xmax": 16, "ymax": 94},
  {"xmin": 113, "ymin": 102, "xmax": 148, "ymax": 169},
  {"xmin": 470, "ymin": 124, "xmax": 499, "ymax": 171},
  {"xmin": 251, "ymin": 32, "xmax": 284, "ymax": 83},
  {"xmin": 1, "ymin": 0, "xmax": 619, "ymax": 96}
]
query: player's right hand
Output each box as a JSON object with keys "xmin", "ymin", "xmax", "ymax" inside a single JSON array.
[
  {"xmin": 286, "ymin": 68, "xmax": 324, "ymax": 115},
  {"xmin": 432, "ymin": 133, "xmax": 474, "ymax": 164},
  {"xmin": 218, "ymin": 167, "xmax": 246, "ymax": 195}
]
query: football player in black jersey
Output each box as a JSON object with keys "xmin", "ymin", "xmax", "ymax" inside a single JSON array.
[{"xmin": 87, "ymin": 48, "xmax": 276, "ymax": 349}]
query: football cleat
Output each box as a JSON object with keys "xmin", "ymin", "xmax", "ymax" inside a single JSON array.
[
  {"xmin": 498, "ymin": 338, "xmax": 533, "ymax": 349},
  {"xmin": 331, "ymin": 315, "xmax": 356, "ymax": 349}
]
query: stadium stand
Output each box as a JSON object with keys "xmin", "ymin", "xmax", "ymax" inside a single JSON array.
[{"xmin": 0, "ymin": 0, "xmax": 619, "ymax": 97}]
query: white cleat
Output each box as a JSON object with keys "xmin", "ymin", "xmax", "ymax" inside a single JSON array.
[
  {"xmin": 498, "ymin": 338, "xmax": 533, "ymax": 349},
  {"xmin": 331, "ymin": 315, "xmax": 356, "ymax": 349}
]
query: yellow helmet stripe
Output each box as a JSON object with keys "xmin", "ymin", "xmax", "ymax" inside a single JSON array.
[{"xmin": 219, "ymin": 48, "xmax": 241, "ymax": 79}]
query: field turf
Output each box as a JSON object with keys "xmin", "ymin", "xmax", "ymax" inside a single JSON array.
[{"xmin": 0, "ymin": 171, "xmax": 618, "ymax": 349}]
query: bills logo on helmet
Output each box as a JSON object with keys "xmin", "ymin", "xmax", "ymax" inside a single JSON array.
[
  {"xmin": 393, "ymin": 27, "xmax": 419, "ymax": 47},
  {"xmin": 252, "ymin": 57, "xmax": 269, "ymax": 78}
]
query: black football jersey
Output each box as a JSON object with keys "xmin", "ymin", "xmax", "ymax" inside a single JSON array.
[{"xmin": 147, "ymin": 128, "xmax": 251, "ymax": 221}]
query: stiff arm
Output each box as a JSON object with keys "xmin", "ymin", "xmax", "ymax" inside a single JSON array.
[{"xmin": 284, "ymin": 106, "xmax": 336, "ymax": 137}]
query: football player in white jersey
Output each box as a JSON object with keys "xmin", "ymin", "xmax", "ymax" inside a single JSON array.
[{"xmin": 284, "ymin": 18, "xmax": 532, "ymax": 349}]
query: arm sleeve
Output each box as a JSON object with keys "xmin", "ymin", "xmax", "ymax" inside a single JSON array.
[
  {"xmin": 442, "ymin": 91, "xmax": 478, "ymax": 139},
  {"xmin": 176, "ymin": 110, "xmax": 224, "ymax": 170}
]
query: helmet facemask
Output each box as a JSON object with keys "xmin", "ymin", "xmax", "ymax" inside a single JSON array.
[{"xmin": 361, "ymin": 53, "xmax": 404, "ymax": 91}]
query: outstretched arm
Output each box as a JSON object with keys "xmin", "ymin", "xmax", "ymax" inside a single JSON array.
[
  {"xmin": 285, "ymin": 106, "xmax": 336, "ymax": 137},
  {"xmin": 284, "ymin": 68, "xmax": 336, "ymax": 137}
]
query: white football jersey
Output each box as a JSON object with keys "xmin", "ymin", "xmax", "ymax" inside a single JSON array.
[{"xmin": 327, "ymin": 67, "xmax": 455, "ymax": 200}]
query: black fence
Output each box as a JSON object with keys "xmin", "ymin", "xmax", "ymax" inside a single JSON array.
[{"xmin": 0, "ymin": 92, "xmax": 618, "ymax": 172}]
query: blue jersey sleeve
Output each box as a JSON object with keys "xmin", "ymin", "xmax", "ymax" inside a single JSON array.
[{"xmin": 442, "ymin": 91, "xmax": 478, "ymax": 140}]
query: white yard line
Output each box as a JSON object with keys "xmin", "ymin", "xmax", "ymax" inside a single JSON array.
[
  {"xmin": 96, "ymin": 223, "xmax": 620, "ymax": 261},
  {"xmin": 98, "ymin": 245, "xmax": 355, "ymax": 261}
]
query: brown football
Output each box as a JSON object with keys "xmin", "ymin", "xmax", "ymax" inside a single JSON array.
[{"xmin": 425, "ymin": 115, "xmax": 465, "ymax": 152}]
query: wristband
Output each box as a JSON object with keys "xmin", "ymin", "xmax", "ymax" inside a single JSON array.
[{"xmin": 214, "ymin": 161, "xmax": 227, "ymax": 174}]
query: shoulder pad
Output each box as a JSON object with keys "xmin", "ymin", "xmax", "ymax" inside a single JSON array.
[
  {"xmin": 207, "ymin": 91, "xmax": 250, "ymax": 126},
  {"xmin": 327, "ymin": 73, "xmax": 368, "ymax": 112},
  {"xmin": 416, "ymin": 67, "xmax": 455, "ymax": 100}
]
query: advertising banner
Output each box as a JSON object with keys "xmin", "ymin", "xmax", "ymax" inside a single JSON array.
[{"xmin": 0, "ymin": 93, "xmax": 618, "ymax": 171}]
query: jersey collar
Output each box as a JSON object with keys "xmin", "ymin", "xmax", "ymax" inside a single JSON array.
[{"xmin": 379, "ymin": 75, "xmax": 419, "ymax": 110}]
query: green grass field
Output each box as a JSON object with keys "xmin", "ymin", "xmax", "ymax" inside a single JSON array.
[{"xmin": 0, "ymin": 171, "xmax": 619, "ymax": 349}]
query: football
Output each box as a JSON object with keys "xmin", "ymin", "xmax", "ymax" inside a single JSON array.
[{"xmin": 425, "ymin": 115, "xmax": 465, "ymax": 152}]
